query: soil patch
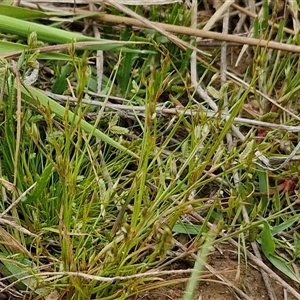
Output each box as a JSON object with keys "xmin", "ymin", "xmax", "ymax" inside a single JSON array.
[{"xmin": 130, "ymin": 243, "xmax": 299, "ymax": 300}]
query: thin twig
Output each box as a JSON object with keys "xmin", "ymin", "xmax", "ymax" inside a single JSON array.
[
  {"xmin": 0, "ymin": 218, "xmax": 37, "ymax": 237},
  {"xmin": 45, "ymin": 91, "xmax": 300, "ymax": 132},
  {"xmin": 47, "ymin": 90, "xmax": 300, "ymax": 171},
  {"xmin": 0, "ymin": 183, "xmax": 37, "ymax": 218}
]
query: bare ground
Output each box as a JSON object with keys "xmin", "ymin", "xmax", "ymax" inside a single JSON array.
[{"xmin": 130, "ymin": 243, "xmax": 300, "ymax": 300}]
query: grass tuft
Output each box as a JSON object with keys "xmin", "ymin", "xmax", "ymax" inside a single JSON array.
[{"xmin": 0, "ymin": 2, "xmax": 300, "ymax": 299}]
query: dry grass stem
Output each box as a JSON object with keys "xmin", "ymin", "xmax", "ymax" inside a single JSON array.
[{"xmin": 97, "ymin": 14, "xmax": 300, "ymax": 53}]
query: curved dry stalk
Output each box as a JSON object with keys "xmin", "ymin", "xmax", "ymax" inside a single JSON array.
[
  {"xmin": 95, "ymin": 13, "xmax": 300, "ymax": 53},
  {"xmin": 0, "ymin": 183, "xmax": 37, "ymax": 219},
  {"xmin": 102, "ymin": 0, "xmax": 209, "ymax": 56}
]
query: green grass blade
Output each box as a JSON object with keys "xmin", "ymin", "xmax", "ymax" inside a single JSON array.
[
  {"xmin": 0, "ymin": 4, "xmax": 66, "ymax": 19},
  {"xmin": 0, "ymin": 252, "xmax": 48, "ymax": 294},
  {"xmin": 172, "ymin": 222, "xmax": 203, "ymax": 235},
  {"xmin": 21, "ymin": 84, "xmax": 138, "ymax": 158},
  {"xmin": 261, "ymin": 221, "xmax": 275, "ymax": 256},
  {"xmin": 0, "ymin": 40, "xmax": 30, "ymax": 54},
  {"xmin": 267, "ymin": 253, "xmax": 300, "ymax": 283},
  {"xmin": 0, "ymin": 14, "xmax": 135, "ymax": 52},
  {"xmin": 258, "ymin": 168, "xmax": 269, "ymax": 213},
  {"xmin": 183, "ymin": 229, "xmax": 216, "ymax": 300},
  {"xmin": 23, "ymin": 163, "xmax": 53, "ymax": 204},
  {"xmin": 0, "ymin": 41, "xmax": 83, "ymax": 61},
  {"xmin": 271, "ymin": 215, "xmax": 299, "ymax": 235}
]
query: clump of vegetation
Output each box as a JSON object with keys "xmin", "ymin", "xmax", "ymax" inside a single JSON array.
[{"xmin": 0, "ymin": 1, "xmax": 300, "ymax": 299}]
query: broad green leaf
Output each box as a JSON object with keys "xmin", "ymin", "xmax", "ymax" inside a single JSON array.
[
  {"xmin": 0, "ymin": 252, "xmax": 48, "ymax": 293},
  {"xmin": 0, "ymin": 14, "xmax": 98, "ymax": 45},
  {"xmin": 0, "ymin": 40, "xmax": 29, "ymax": 54},
  {"xmin": 271, "ymin": 215, "xmax": 299, "ymax": 235},
  {"xmin": 173, "ymin": 223, "xmax": 203, "ymax": 235},
  {"xmin": 0, "ymin": 4, "xmax": 66, "ymax": 19},
  {"xmin": 52, "ymin": 63, "xmax": 74, "ymax": 94},
  {"xmin": 267, "ymin": 253, "xmax": 300, "ymax": 283},
  {"xmin": 260, "ymin": 221, "xmax": 275, "ymax": 255}
]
